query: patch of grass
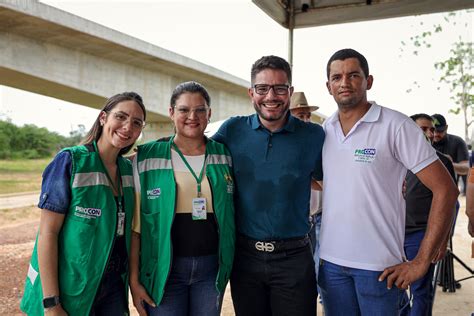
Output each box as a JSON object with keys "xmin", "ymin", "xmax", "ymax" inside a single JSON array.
[
  {"xmin": 0, "ymin": 158, "xmax": 51, "ymax": 173},
  {"xmin": 0, "ymin": 158, "xmax": 52, "ymax": 194}
]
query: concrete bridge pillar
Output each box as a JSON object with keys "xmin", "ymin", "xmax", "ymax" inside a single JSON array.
[{"xmin": 142, "ymin": 121, "xmax": 175, "ymax": 142}]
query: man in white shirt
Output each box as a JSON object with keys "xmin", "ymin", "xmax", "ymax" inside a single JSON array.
[{"xmin": 318, "ymin": 48, "xmax": 458, "ymax": 315}]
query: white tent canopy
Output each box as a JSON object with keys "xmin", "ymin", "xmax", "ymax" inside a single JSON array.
[{"xmin": 253, "ymin": 0, "xmax": 474, "ymax": 29}]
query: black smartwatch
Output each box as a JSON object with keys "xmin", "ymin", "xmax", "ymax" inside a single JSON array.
[{"xmin": 42, "ymin": 295, "xmax": 60, "ymax": 309}]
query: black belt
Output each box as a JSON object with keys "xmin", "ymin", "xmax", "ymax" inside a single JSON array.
[{"xmin": 237, "ymin": 234, "xmax": 309, "ymax": 253}]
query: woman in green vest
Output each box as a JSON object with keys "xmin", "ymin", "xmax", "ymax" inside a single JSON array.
[
  {"xmin": 20, "ymin": 92, "xmax": 147, "ymax": 315},
  {"xmin": 129, "ymin": 81, "xmax": 235, "ymax": 316}
]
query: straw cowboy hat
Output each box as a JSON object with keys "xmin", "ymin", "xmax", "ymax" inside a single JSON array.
[{"xmin": 290, "ymin": 92, "xmax": 319, "ymax": 112}]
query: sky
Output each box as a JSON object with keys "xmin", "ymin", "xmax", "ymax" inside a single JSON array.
[{"xmin": 0, "ymin": 1, "xmax": 472, "ymax": 139}]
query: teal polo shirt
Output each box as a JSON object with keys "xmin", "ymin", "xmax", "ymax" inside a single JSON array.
[{"xmin": 213, "ymin": 114, "xmax": 324, "ymax": 240}]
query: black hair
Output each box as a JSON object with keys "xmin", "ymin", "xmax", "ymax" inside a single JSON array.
[
  {"xmin": 251, "ymin": 55, "xmax": 292, "ymax": 85},
  {"xmin": 326, "ymin": 48, "xmax": 369, "ymax": 79},
  {"xmin": 81, "ymin": 92, "xmax": 146, "ymax": 155},
  {"xmin": 170, "ymin": 81, "xmax": 211, "ymax": 107},
  {"xmin": 410, "ymin": 113, "xmax": 433, "ymax": 122}
]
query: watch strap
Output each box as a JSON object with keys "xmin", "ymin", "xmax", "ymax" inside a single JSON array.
[{"xmin": 43, "ymin": 295, "xmax": 60, "ymax": 308}]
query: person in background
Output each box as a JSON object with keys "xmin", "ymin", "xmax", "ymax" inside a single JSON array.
[
  {"xmin": 466, "ymin": 167, "xmax": 474, "ymax": 238},
  {"xmin": 432, "ymin": 113, "xmax": 469, "ymax": 193},
  {"xmin": 129, "ymin": 81, "xmax": 235, "ymax": 316},
  {"xmin": 289, "ymin": 91, "xmax": 319, "ymax": 123},
  {"xmin": 20, "ymin": 92, "xmax": 147, "ymax": 315},
  {"xmin": 401, "ymin": 113, "xmax": 456, "ymax": 316},
  {"xmin": 466, "ymin": 167, "xmax": 474, "ymax": 316},
  {"xmin": 318, "ymin": 48, "xmax": 458, "ymax": 315}
]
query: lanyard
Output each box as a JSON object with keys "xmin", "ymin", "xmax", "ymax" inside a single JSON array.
[
  {"xmin": 171, "ymin": 137, "xmax": 207, "ymax": 198},
  {"xmin": 94, "ymin": 141, "xmax": 123, "ymax": 213}
]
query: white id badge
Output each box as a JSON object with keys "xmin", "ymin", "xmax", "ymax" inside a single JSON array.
[
  {"xmin": 117, "ymin": 212, "xmax": 125, "ymax": 236},
  {"xmin": 192, "ymin": 197, "xmax": 207, "ymax": 220}
]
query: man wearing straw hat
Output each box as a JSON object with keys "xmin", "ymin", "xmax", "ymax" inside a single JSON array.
[{"xmin": 290, "ymin": 92, "xmax": 319, "ymax": 122}]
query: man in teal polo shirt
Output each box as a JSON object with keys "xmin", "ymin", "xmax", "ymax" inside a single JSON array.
[{"xmin": 213, "ymin": 55, "xmax": 325, "ymax": 316}]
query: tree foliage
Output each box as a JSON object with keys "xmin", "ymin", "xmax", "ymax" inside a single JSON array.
[
  {"xmin": 435, "ymin": 41, "xmax": 473, "ymax": 140},
  {"xmin": 0, "ymin": 120, "xmax": 84, "ymax": 159},
  {"xmin": 400, "ymin": 10, "xmax": 473, "ymax": 142},
  {"xmin": 400, "ymin": 12, "xmax": 456, "ymax": 56}
]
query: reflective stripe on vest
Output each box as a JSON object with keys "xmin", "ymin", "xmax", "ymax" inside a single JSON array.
[
  {"xmin": 122, "ymin": 175, "xmax": 134, "ymax": 188},
  {"xmin": 72, "ymin": 172, "xmax": 109, "ymax": 188},
  {"xmin": 72, "ymin": 173, "xmax": 134, "ymax": 189},
  {"xmin": 138, "ymin": 158, "xmax": 172, "ymax": 173},
  {"xmin": 206, "ymin": 154, "xmax": 232, "ymax": 167}
]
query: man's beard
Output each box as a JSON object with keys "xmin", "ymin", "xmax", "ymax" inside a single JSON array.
[
  {"xmin": 336, "ymin": 96, "xmax": 360, "ymax": 110},
  {"xmin": 434, "ymin": 134, "xmax": 447, "ymax": 144},
  {"xmin": 253, "ymin": 101, "xmax": 289, "ymax": 122}
]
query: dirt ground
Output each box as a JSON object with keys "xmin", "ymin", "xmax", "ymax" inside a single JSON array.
[{"xmin": 1, "ymin": 200, "xmax": 472, "ymax": 315}]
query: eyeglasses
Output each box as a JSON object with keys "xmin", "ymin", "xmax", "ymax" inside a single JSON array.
[
  {"xmin": 253, "ymin": 84, "xmax": 290, "ymax": 95},
  {"xmin": 108, "ymin": 111, "xmax": 145, "ymax": 130},
  {"xmin": 174, "ymin": 106, "xmax": 209, "ymax": 118}
]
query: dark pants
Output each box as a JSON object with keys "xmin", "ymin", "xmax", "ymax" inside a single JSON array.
[
  {"xmin": 89, "ymin": 272, "xmax": 127, "ymax": 316},
  {"xmin": 230, "ymin": 236, "xmax": 316, "ymax": 316}
]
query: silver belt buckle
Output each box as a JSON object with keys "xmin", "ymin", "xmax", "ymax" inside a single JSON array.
[{"xmin": 255, "ymin": 241, "xmax": 275, "ymax": 252}]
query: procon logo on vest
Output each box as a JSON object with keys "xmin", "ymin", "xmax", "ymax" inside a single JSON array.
[
  {"xmin": 147, "ymin": 188, "xmax": 161, "ymax": 200},
  {"xmin": 74, "ymin": 206, "xmax": 102, "ymax": 219}
]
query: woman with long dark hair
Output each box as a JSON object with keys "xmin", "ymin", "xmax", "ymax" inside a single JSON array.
[{"xmin": 21, "ymin": 92, "xmax": 146, "ymax": 315}]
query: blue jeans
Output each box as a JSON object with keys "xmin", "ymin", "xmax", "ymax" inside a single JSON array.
[
  {"xmin": 310, "ymin": 213, "xmax": 323, "ymax": 302},
  {"xmin": 145, "ymin": 255, "xmax": 222, "ymax": 316},
  {"xmin": 312, "ymin": 213, "xmax": 322, "ymax": 281},
  {"xmin": 400, "ymin": 230, "xmax": 435, "ymax": 316},
  {"xmin": 319, "ymin": 259, "xmax": 403, "ymax": 316}
]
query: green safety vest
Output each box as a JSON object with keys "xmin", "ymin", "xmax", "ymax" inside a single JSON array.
[
  {"xmin": 20, "ymin": 143, "xmax": 135, "ymax": 315},
  {"xmin": 136, "ymin": 137, "xmax": 235, "ymax": 306}
]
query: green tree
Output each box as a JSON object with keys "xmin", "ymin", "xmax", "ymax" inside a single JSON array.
[
  {"xmin": 65, "ymin": 124, "xmax": 86, "ymax": 147},
  {"xmin": 0, "ymin": 120, "xmax": 14, "ymax": 159},
  {"xmin": 434, "ymin": 41, "xmax": 473, "ymax": 141},
  {"xmin": 0, "ymin": 120, "xmax": 21, "ymax": 159},
  {"xmin": 0, "ymin": 119, "xmax": 80, "ymax": 159},
  {"xmin": 401, "ymin": 10, "xmax": 473, "ymax": 142}
]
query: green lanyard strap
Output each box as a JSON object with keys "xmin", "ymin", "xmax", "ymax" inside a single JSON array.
[{"xmin": 171, "ymin": 138, "xmax": 207, "ymax": 198}]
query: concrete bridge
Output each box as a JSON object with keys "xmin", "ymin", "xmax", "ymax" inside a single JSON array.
[{"xmin": 0, "ymin": 0, "xmax": 253, "ymax": 139}]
